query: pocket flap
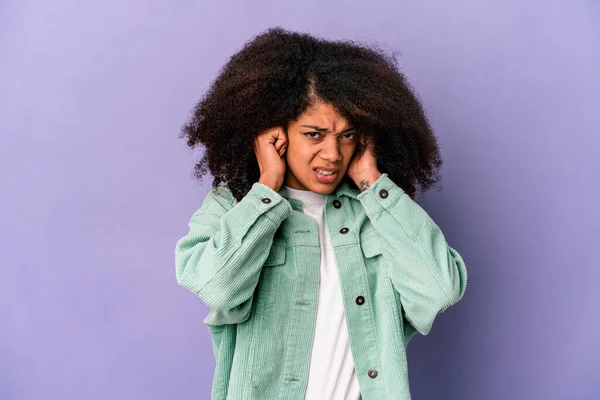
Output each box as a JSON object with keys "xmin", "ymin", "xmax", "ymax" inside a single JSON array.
[
  {"xmin": 264, "ymin": 243, "xmax": 286, "ymax": 267},
  {"xmin": 360, "ymin": 234, "xmax": 383, "ymax": 258}
]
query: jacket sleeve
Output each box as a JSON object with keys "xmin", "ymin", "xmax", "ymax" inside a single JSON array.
[
  {"xmin": 175, "ymin": 182, "xmax": 292, "ymax": 325},
  {"xmin": 357, "ymin": 173, "xmax": 468, "ymax": 336}
]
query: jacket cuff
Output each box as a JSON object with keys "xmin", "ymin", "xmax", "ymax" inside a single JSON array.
[
  {"xmin": 357, "ymin": 173, "xmax": 424, "ymax": 240},
  {"xmin": 356, "ymin": 173, "xmax": 403, "ymax": 213},
  {"xmin": 242, "ymin": 182, "xmax": 292, "ymax": 225}
]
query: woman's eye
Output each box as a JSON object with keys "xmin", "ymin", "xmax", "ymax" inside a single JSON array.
[
  {"xmin": 305, "ymin": 132, "xmax": 321, "ymax": 139},
  {"xmin": 343, "ymin": 133, "xmax": 356, "ymax": 140}
]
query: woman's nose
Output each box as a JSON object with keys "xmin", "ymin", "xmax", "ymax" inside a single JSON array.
[{"xmin": 319, "ymin": 138, "xmax": 342, "ymax": 162}]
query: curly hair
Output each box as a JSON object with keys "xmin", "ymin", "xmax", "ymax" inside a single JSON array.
[{"xmin": 180, "ymin": 27, "xmax": 442, "ymax": 202}]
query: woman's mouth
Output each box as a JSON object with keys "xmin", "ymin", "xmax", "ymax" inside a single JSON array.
[{"xmin": 314, "ymin": 168, "xmax": 339, "ymax": 183}]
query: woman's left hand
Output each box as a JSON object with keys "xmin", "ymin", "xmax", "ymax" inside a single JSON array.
[{"xmin": 346, "ymin": 135, "xmax": 382, "ymax": 191}]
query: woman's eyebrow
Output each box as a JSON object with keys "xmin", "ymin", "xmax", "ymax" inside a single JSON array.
[{"xmin": 301, "ymin": 125, "xmax": 355, "ymax": 134}]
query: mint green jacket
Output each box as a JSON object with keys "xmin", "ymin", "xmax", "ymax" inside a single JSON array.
[{"xmin": 175, "ymin": 173, "xmax": 467, "ymax": 400}]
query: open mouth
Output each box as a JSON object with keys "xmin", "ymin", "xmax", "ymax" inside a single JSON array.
[{"xmin": 314, "ymin": 168, "xmax": 339, "ymax": 183}]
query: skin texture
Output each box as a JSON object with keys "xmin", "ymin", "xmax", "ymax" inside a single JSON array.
[
  {"xmin": 181, "ymin": 27, "xmax": 442, "ymax": 202},
  {"xmin": 254, "ymin": 101, "xmax": 382, "ymax": 195},
  {"xmin": 252, "ymin": 127, "xmax": 288, "ymax": 191},
  {"xmin": 284, "ymin": 101, "xmax": 360, "ymax": 194}
]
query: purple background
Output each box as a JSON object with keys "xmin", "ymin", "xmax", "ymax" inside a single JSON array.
[{"xmin": 1, "ymin": 1, "xmax": 599, "ymax": 399}]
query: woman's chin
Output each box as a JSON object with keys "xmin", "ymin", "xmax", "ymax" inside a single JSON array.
[{"xmin": 307, "ymin": 178, "xmax": 341, "ymax": 194}]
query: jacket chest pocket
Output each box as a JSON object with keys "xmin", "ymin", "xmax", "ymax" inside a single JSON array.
[
  {"xmin": 360, "ymin": 234, "xmax": 395, "ymax": 300},
  {"xmin": 263, "ymin": 242, "xmax": 286, "ymax": 267},
  {"xmin": 360, "ymin": 234, "xmax": 383, "ymax": 258},
  {"xmin": 258, "ymin": 242, "xmax": 288, "ymax": 309}
]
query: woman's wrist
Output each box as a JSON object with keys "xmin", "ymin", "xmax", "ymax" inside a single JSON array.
[
  {"xmin": 259, "ymin": 173, "xmax": 284, "ymax": 192},
  {"xmin": 353, "ymin": 169, "xmax": 383, "ymax": 192}
]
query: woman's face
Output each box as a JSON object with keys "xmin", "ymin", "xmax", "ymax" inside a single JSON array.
[{"xmin": 284, "ymin": 102, "xmax": 358, "ymax": 194}]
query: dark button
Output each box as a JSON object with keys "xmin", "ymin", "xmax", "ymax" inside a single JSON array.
[
  {"xmin": 355, "ymin": 296, "xmax": 365, "ymax": 305},
  {"xmin": 332, "ymin": 200, "xmax": 342, "ymax": 208},
  {"xmin": 340, "ymin": 227, "xmax": 349, "ymax": 234},
  {"xmin": 368, "ymin": 368, "xmax": 378, "ymax": 378},
  {"xmin": 261, "ymin": 198, "xmax": 271, "ymax": 204},
  {"xmin": 379, "ymin": 189, "xmax": 388, "ymax": 199}
]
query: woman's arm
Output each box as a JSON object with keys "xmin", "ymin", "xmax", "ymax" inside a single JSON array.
[
  {"xmin": 175, "ymin": 182, "xmax": 291, "ymax": 325},
  {"xmin": 357, "ymin": 173, "xmax": 468, "ymax": 335}
]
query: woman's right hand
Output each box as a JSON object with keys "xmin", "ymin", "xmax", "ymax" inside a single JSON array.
[{"xmin": 253, "ymin": 127, "xmax": 288, "ymax": 191}]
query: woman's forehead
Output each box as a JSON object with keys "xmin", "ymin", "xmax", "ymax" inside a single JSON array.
[{"xmin": 295, "ymin": 102, "xmax": 350, "ymax": 129}]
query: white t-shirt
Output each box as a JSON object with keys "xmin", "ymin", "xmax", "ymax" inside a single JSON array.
[{"xmin": 284, "ymin": 186, "xmax": 361, "ymax": 400}]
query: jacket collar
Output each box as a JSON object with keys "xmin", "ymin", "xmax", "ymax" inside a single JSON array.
[
  {"xmin": 333, "ymin": 178, "xmax": 360, "ymax": 199},
  {"xmin": 277, "ymin": 178, "xmax": 360, "ymax": 204}
]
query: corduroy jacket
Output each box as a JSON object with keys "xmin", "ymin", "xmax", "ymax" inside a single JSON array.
[{"xmin": 175, "ymin": 173, "xmax": 468, "ymax": 400}]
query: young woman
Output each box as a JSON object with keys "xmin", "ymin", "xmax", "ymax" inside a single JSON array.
[{"xmin": 175, "ymin": 27, "xmax": 467, "ymax": 400}]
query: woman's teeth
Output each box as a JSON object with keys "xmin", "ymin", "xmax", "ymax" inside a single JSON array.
[{"xmin": 316, "ymin": 169, "xmax": 335, "ymax": 175}]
